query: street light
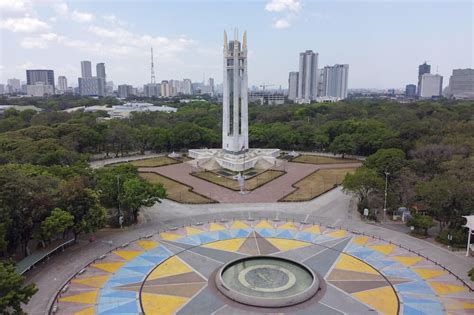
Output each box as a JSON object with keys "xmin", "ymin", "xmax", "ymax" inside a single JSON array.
[{"xmin": 383, "ymin": 171, "xmax": 390, "ymax": 222}]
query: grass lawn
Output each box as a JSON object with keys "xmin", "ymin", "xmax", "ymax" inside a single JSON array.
[
  {"xmin": 139, "ymin": 172, "xmax": 215, "ymax": 204},
  {"xmin": 110, "ymin": 156, "xmax": 181, "ymax": 168},
  {"xmin": 291, "ymin": 155, "xmax": 360, "ymax": 164},
  {"xmin": 280, "ymin": 168, "xmax": 356, "ymax": 202},
  {"xmin": 193, "ymin": 169, "xmax": 285, "ymax": 191}
]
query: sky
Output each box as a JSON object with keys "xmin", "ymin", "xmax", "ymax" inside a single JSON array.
[{"xmin": 0, "ymin": 0, "xmax": 473, "ymax": 89}]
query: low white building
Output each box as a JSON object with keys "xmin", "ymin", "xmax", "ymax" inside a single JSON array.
[{"xmin": 65, "ymin": 102, "xmax": 177, "ymax": 119}]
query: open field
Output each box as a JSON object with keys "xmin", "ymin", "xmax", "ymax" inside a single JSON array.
[
  {"xmin": 139, "ymin": 171, "xmax": 216, "ymax": 204},
  {"xmin": 109, "ymin": 156, "xmax": 180, "ymax": 168},
  {"xmin": 291, "ymin": 155, "xmax": 360, "ymax": 164},
  {"xmin": 192, "ymin": 169, "xmax": 286, "ymax": 191},
  {"xmin": 280, "ymin": 168, "xmax": 356, "ymax": 202}
]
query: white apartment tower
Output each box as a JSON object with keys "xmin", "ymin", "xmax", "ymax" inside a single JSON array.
[
  {"xmin": 321, "ymin": 64, "xmax": 349, "ymax": 99},
  {"xmin": 222, "ymin": 29, "xmax": 248, "ymax": 153},
  {"xmin": 58, "ymin": 76, "xmax": 67, "ymax": 91},
  {"xmin": 81, "ymin": 61, "xmax": 92, "ymax": 78},
  {"xmin": 419, "ymin": 74, "xmax": 443, "ymax": 98},
  {"xmin": 297, "ymin": 50, "xmax": 318, "ymax": 103},
  {"xmin": 288, "ymin": 72, "xmax": 298, "ymax": 101}
]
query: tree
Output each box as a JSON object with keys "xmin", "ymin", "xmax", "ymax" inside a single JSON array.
[
  {"xmin": 36, "ymin": 208, "xmax": 74, "ymax": 246},
  {"xmin": 406, "ymin": 214, "xmax": 435, "ymax": 236},
  {"xmin": 0, "ymin": 262, "xmax": 37, "ymax": 314},
  {"xmin": 120, "ymin": 178, "xmax": 166, "ymax": 223},
  {"xmin": 329, "ymin": 133, "xmax": 356, "ymax": 158},
  {"xmin": 342, "ymin": 167, "xmax": 384, "ymax": 212},
  {"xmin": 364, "ymin": 148, "xmax": 406, "ymax": 176}
]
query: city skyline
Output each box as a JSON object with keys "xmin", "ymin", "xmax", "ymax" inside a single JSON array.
[{"xmin": 1, "ymin": 0, "xmax": 472, "ymax": 88}]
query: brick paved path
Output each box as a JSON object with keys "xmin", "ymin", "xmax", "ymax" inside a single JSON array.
[{"xmin": 143, "ymin": 161, "xmax": 361, "ymax": 203}]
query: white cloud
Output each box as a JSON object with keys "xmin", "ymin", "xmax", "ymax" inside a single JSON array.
[
  {"xmin": 274, "ymin": 18, "xmax": 291, "ymax": 29},
  {"xmin": 71, "ymin": 10, "xmax": 93, "ymax": 23},
  {"xmin": 102, "ymin": 14, "xmax": 127, "ymax": 26},
  {"xmin": 20, "ymin": 32, "xmax": 63, "ymax": 48},
  {"xmin": 0, "ymin": 16, "xmax": 50, "ymax": 33},
  {"xmin": 0, "ymin": 0, "xmax": 31, "ymax": 13},
  {"xmin": 52, "ymin": 1, "xmax": 69, "ymax": 16},
  {"xmin": 265, "ymin": 0, "xmax": 300, "ymax": 13},
  {"xmin": 17, "ymin": 62, "xmax": 35, "ymax": 70}
]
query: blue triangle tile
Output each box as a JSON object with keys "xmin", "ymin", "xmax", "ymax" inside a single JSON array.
[
  {"xmin": 99, "ymin": 300, "xmax": 139, "ymax": 314},
  {"xmin": 105, "ymin": 276, "xmax": 143, "ymax": 286},
  {"xmin": 111, "ymin": 268, "xmax": 145, "ymax": 279},
  {"xmin": 395, "ymin": 281, "xmax": 434, "ymax": 295},
  {"xmin": 402, "ymin": 305, "xmax": 426, "ymax": 315},
  {"xmin": 124, "ymin": 266, "xmax": 153, "ymax": 275},
  {"xmin": 295, "ymin": 232, "xmax": 313, "ymax": 242},
  {"xmin": 140, "ymin": 255, "xmax": 167, "ymax": 265},
  {"xmin": 198, "ymin": 234, "xmax": 216, "ymax": 244},
  {"xmin": 276, "ymin": 229, "xmax": 295, "ymax": 239},
  {"xmin": 123, "ymin": 257, "xmax": 154, "ymax": 267},
  {"xmin": 147, "ymin": 246, "xmax": 172, "ymax": 256},
  {"xmin": 231, "ymin": 229, "xmax": 250, "ymax": 238},
  {"xmin": 175, "ymin": 237, "xmax": 200, "ymax": 246},
  {"xmin": 403, "ymin": 302, "xmax": 443, "ymax": 315},
  {"xmin": 216, "ymin": 231, "xmax": 231, "ymax": 240},
  {"xmin": 101, "ymin": 290, "xmax": 137, "ymax": 299}
]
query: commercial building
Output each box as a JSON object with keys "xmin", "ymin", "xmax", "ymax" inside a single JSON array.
[
  {"xmin": 288, "ymin": 72, "xmax": 298, "ymax": 101},
  {"xmin": 118, "ymin": 84, "xmax": 134, "ymax": 98},
  {"xmin": 183, "ymin": 79, "xmax": 192, "ymax": 95},
  {"xmin": 7, "ymin": 78, "xmax": 21, "ymax": 93},
  {"xmin": 81, "ymin": 61, "xmax": 92, "ymax": 78},
  {"xmin": 58, "ymin": 76, "xmax": 68, "ymax": 92},
  {"xmin": 79, "ymin": 77, "xmax": 105, "ymax": 96},
  {"xmin": 297, "ymin": 50, "xmax": 318, "ymax": 103},
  {"xmin": 419, "ymin": 73, "xmax": 443, "ymax": 98},
  {"xmin": 160, "ymin": 80, "xmax": 170, "ymax": 97},
  {"xmin": 417, "ymin": 62, "xmax": 431, "ymax": 97},
  {"xmin": 405, "ymin": 84, "xmax": 417, "ymax": 97},
  {"xmin": 26, "ymin": 82, "xmax": 54, "ymax": 97},
  {"xmin": 143, "ymin": 83, "xmax": 161, "ymax": 98},
  {"xmin": 447, "ymin": 69, "xmax": 474, "ymax": 100},
  {"xmin": 209, "ymin": 78, "xmax": 215, "ymax": 95},
  {"xmin": 26, "ymin": 70, "xmax": 55, "ymax": 94},
  {"xmin": 96, "ymin": 63, "xmax": 106, "ymax": 80},
  {"xmin": 249, "ymin": 92, "xmax": 285, "ymax": 105},
  {"xmin": 320, "ymin": 64, "xmax": 349, "ymax": 99}
]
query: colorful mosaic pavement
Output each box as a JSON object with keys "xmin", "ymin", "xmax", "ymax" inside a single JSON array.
[{"xmin": 52, "ymin": 220, "xmax": 474, "ymax": 315}]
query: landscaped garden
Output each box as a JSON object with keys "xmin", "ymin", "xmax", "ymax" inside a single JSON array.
[
  {"xmin": 281, "ymin": 168, "xmax": 356, "ymax": 202},
  {"xmin": 139, "ymin": 171, "xmax": 216, "ymax": 204},
  {"xmin": 291, "ymin": 155, "xmax": 360, "ymax": 165},
  {"xmin": 110, "ymin": 156, "xmax": 181, "ymax": 168},
  {"xmin": 192, "ymin": 169, "xmax": 285, "ymax": 191}
]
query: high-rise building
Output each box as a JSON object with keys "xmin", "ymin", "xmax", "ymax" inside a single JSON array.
[
  {"xmin": 144, "ymin": 83, "xmax": 161, "ymax": 98},
  {"xmin": 106, "ymin": 81, "xmax": 114, "ymax": 96},
  {"xmin": 320, "ymin": 64, "xmax": 349, "ymax": 99},
  {"xmin": 78, "ymin": 77, "xmax": 105, "ymax": 96},
  {"xmin": 96, "ymin": 63, "xmax": 106, "ymax": 79},
  {"xmin": 417, "ymin": 62, "xmax": 431, "ymax": 96},
  {"xmin": 405, "ymin": 84, "xmax": 417, "ymax": 97},
  {"xmin": 0, "ymin": 84, "xmax": 4, "ymax": 95},
  {"xmin": 297, "ymin": 50, "xmax": 318, "ymax": 103},
  {"xmin": 7, "ymin": 78, "xmax": 21, "ymax": 93},
  {"xmin": 209, "ymin": 78, "xmax": 215, "ymax": 95},
  {"xmin": 26, "ymin": 70, "xmax": 55, "ymax": 94},
  {"xmin": 288, "ymin": 72, "xmax": 298, "ymax": 101},
  {"xmin": 118, "ymin": 84, "xmax": 134, "ymax": 98},
  {"xmin": 419, "ymin": 74, "xmax": 443, "ymax": 98},
  {"xmin": 447, "ymin": 69, "xmax": 474, "ymax": 100},
  {"xmin": 81, "ymin": 61, "xmax": 92, "ymax": 78},
  {"xmin": 58, "ymin": 76, "xmax": 68, "ymax": 92},
  {"xmin": 160, "ymin": 80, "xmax": 170, "ymax": 97},
  {"xmin": 26, "ymin": 82, "xmax": 54, "ymax": 97},
  {"xmin": 222, "ymin": 29, "xmax": 248, "ymax": 153},
  {"xmin": 183, "ymin": 79, "xmax": 192, "ymax": 95}
]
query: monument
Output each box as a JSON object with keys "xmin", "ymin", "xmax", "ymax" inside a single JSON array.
[{"xmin": 189, "ymin": 29, "xmax": 280, "ymax": 171}]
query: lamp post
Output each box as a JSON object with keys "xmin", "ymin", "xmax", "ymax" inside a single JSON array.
[{"xmin": 383, "ymin": 171, "xmax": 390, "ymax": 222}]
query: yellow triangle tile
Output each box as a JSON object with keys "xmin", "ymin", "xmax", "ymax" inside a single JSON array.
[
  {"xmin": 59, "ymin": 290, "xmax": 98, "ymax": 304},
  {"xmin": 254, "ymin": 220, "xmax": 274, "ymax": 229},
  {"xmin": 369, "ymin": 244, "xmax": 396, "ymax": 255},
  {"xmin": 429, "ymin": 282, "xmax": 468, "ymax": 295},
  {"xmin": 303, "ymin": 225, "xmax": 321, "ymax": 234},
  {"xmin": 113, "ymin": 250, "xmax": 143, "ymax": 261},
  {"xmin": 185, "ymin": 227, "xmax": 204, "ymax": 236},
  {"xmin": 392, "ymin": 256, "xmax": 423, "ymax": 267},
  {"xmin": 277, "ymin": 222, "xmax": 297, "ymax": 230},
  {"xmin": 202, "ymin": 238, "xmax": 246, "ymax": 252},
  {"xmin": 445, "ymin": 299, "xmax": 474, "ymax": 310},
  {"xmin": 265, "ymin": 238, "xmax": 311, "ymax": 251},
  {"xmin": 352, "ymin": 236, "xmax": 369, "ymax": 246},
  {"xmin": 334, "ymin": 254, "xmax": 379, "ymax": 275},
  {"xmin": 412, "ymin": 268, "xmax": 447, "ymax": 280},
  {"xmin": 91, "ymin": 262, "xmax": 124, "ymax": 273},
  {"xmin": 327, "ymin": 230, "xmax": 346, "ymax": 238},
  {"xmin": 209, "ymin": 223, "xmax": 225, "ymax": 231},
  {"xmin": 147, "ymin": 256, "xmax": 192, "ymax": 280},
  {"xmin": 74, "ymin": 307, "xmax": 95, "ymax": 315},
  {"xmin": 72, "ymin": 275, "xmax": 110, "ymax": 288},
  {"xmin": 136, "ymin": 240, "xmax": 159, "ymax": 251},
  {"xmin": 141, "ymin": 293, "xmax": 188, "ymax": 315},
  {"xmin": 230, "ymin": 220, "xmax": 250, "ymax": 229},
  {"xmin": 352, "ymin": 286, "xmax": 397, "ymax": 315},
  {"xmin": 160, "ymin": 232, "xmax": 182, "ymax": 241}
]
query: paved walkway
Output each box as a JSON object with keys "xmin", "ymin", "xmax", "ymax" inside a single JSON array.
[{"xmin": 143, "ymin": 162, "xmax": 361, "ymax": 203}]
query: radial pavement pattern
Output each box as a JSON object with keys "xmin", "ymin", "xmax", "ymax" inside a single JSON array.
[{"xmin": 52, "ymin": 220, "xmax": 474, "ymax": 315}]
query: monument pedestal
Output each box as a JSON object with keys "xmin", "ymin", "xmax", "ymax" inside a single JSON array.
[{"xmin": 188, "ymin": 148, "xmax": 280, "ymax": 171}]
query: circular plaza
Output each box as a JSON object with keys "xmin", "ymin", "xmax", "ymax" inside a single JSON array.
[{"xmin": 50, "ymin": 218, "xmax": 473, "ymax": 315}]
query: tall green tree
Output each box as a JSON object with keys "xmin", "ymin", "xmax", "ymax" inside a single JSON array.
[
  {"xmin": 36, "ymin": 208, "xmax": 74, "ymax": 246},
  {"xmin": 120, "ymin": 178, "xmax": 166, "ymax": 223},
  {"xmin": 0, "ymin": 262, "xmax": 37, "ymax": 314},
  {"xmin": 329, "ymin": 133, "xmax": 356, "ymax": 158},
  {"xmin": 342, "ymin": 167, "xmax": 384, "ymax": 212}
]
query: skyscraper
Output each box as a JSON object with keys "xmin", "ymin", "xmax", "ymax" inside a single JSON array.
[
  {"xmin": 417, "ymin": 62, "xmax": 431, "ymax": 96},
  {"xmin": 144, "ymin": 83, "xmax": 160, "ymax": 98},
  {"xmin": 419, "ymin": 73, "xmax": 443, "ymax": 98},
  {"xmin": 209, "ymin": 78, "xmax": 215, "ymax": 95},
  {"xmin": 320, "ymin": 64, "xmax": 349, "ymax": 99},
  {"xmin": 288, "ymin": 72, "xmax": 298, "ymax": 101},
  {"xmin": 81, "ymin": 61, "xmax": 92, "ymax": 78},
  {"xmin": 297, "ymin": 50, "xmax": 318, "ymax": 103},
  {"xmin": 447, "ymin": 69, "xmax": 474, "ymax": 100},
  {"xmin": 26, "ymin": 70, "xmax": 55, "ymax": 94},
  {"xmin": 183, "ymin": 79, "xmax": 192, "ymax": 95},
  {"xmin": 118, "ymin": 84, "xmax": 133, "ymax": 98},
  {"xmin": 7, "ymin": 78, "xmax": 20, "ymax": 93},
  {"xmin": 222, "ymin": 29, "xmax": 248, "ymax": 153},
  {"xmin": 96, "ymin": 63, "xmax": 106, "ymax": 80},
  {"xmin": 160, "ymin": 80, "xmax": 170, "ymax": 97},
  {"xmin": 58, "ymin": 76, "xmax": 68, "ymax": 91},
  {"xmin": 405, "ymin": 84, "xmax": 416, "ymax": 97}
]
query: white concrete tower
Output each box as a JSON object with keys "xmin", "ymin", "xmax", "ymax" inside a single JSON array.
[{"xmin": 222, "ymin": 29, "xmax": 248, "ymax": 154}]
